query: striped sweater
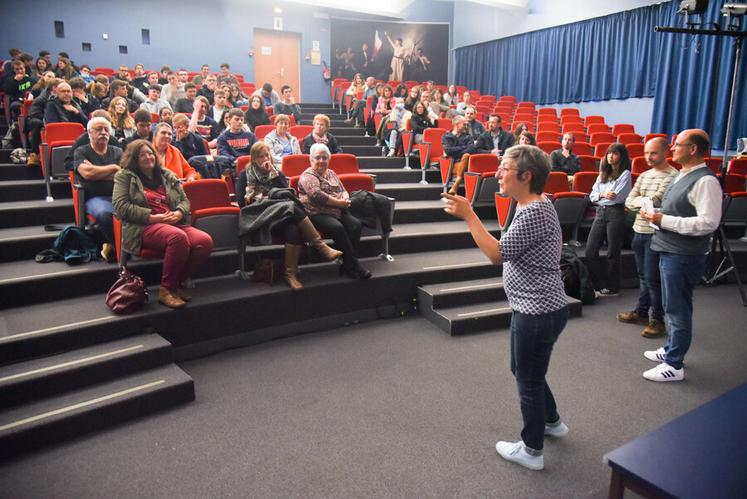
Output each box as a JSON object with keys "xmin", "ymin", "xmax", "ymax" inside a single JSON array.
[{"xmin": 625, "ymin": 165, "xmax": 678, "ymax": 234}]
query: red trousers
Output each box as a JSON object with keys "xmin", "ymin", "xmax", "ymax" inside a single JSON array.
[{"xmin": 141, "ymin": 224, "xmax": 213, "ymax": 291}]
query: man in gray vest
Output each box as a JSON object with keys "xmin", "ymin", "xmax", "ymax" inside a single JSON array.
[{"xmin": 640, "ymin": 129, "xmax": 722, "ymax": 382}]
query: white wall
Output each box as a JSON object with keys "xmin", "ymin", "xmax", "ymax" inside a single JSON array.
[{"xmin": 547, "ymin": 98, "xmax": 656, "ymax": 135}]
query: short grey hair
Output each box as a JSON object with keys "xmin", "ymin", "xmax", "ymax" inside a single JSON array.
[
  {"xmin": 87, "ymin": 116, "xmax": 112, "ymax": 134},
  {"xmin": 309, "ymin": 143, "xmax": 330, "ymax": 158},
  {"xmin": 503, "ymin": 145, "xmax": 551, "ymax": 195},
  {"xmin": 154, "ymin": 122, "xmax": 173, "ymax": 135}
]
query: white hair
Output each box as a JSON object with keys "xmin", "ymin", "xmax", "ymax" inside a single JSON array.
[
  {"xmin": 87, "ymin": 117, "xmax": 112, "ymax": 134},
  {"xmin": 309, "ymin": 143, "xmax": 330, "ymax": 158}
]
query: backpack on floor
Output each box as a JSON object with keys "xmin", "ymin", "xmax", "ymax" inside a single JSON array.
[
  {"xmin": 51, "ymin": 225, "xmax": 100, "ymax": 265},
  {"xmin": 560, "ymin": 246, "xmax": 596, "ymax": 305}
]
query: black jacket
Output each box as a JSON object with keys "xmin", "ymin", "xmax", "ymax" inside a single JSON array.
[
  {"xmin": 442, "ymin": 131, "xmax": 478, "ymax": 159},
  {"xmin": 44, "ymin": 98, "xmax": 88, "ymax": 125},
  {"xmin": 301, "ymin": 133, "xmax": 342, "ymax": 155}
]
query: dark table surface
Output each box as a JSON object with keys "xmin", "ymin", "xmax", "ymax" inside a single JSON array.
[{"xmin": 604, "ymin": 382, "xmax": 747, "ymax": 499}]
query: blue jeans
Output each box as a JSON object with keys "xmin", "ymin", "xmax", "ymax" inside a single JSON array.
[
  {"xmin": 85, "ymin": 196, "xmax": 114, "ymax": 244},
  {"xmin": 659, "ymin": 252, "xmax": 707, "ymax": 369},
  {"xmin": 631, "ymin": 233, "xmax": 663, "ymax": 321},
  {"xmin": 510, "ymin": 306, "xmax": 569, "ymax": 452}
]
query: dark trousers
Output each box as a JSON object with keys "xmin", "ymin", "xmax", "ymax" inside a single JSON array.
[
  {"xmin": 272, "ymin": 205, "xmax": 306, "ymax": 245},
  {"xmin": 26, "ymin": 117, "xmax": 44, "ymax": 153},
  {"xmin": 510, "ymin": 306, "xmax": 568, "ymax": 452},
  {"xmin": 309, "ymin": 211, "xmax": 362, "ymax": 270},
  {"xmin": 631, "ymin": 233, "xmax": 663, "ymax": 321},
  {"xmin": 584, "ymin": 204, "xmax": 627, "ymax": 292}
]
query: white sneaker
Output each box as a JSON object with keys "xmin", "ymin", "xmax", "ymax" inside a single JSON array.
[
  {"xmin": 495, "ymin": 440, "xmax": 544, "ymax": 470},
  {"xmin": 643, "ymin": 362, "xmax": 684, "ymax": 382},
  {"xmin": 644, "ymin": 347, "xmax": 667, "ymax": 362},
  {"xmin": 544, "ymin": 420, "xmax": 569, "ymax": 437}
]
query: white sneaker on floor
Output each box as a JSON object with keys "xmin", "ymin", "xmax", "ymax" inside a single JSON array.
[
  {"xmin": 544, "ymin": 420, "xmax": 569, "ymax": 437},
  {"xmin": 643, "ymin": 362, "xmax": 684, "ymax": 382},
  {"xmin": 644, "ymin": 347, "xmax": 667, "ymax": 362},
  {"xmin": 495, "ymin": 440, "xmax": 544, "ymax": 470}
]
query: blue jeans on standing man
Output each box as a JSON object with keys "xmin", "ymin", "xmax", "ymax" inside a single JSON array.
[
  {"xmin": 631, "ymin": 233, "xmax": 663, "ymax": 322},
  {"xmin": 510, "ymin": 306, "xmax": 569, "ymax": 452},
  {"xmin": 659, "ymin": 252, "xmax": 707, "ymax": 369}
]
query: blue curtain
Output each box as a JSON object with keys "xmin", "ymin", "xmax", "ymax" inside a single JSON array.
[
  {"xmin": 651, "ymin": 2, "xmax": 747, "ymax": 150},
  {"xmin": 455, "ymin": 1, "xmax": 746, "ymax": 148}
]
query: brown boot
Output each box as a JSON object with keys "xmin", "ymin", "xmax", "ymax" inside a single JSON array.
[
  {"xmin": 297, "ymin": 217, "xmax": 343, "ymax": 261},
  {"xmin": 175, "ymin": 287, "xmax": 192, "ymax": 302},
  {"xmin": 159, "ymin": 287, "xmax": 186, "ymax": 309},
  {"xmin": 641, "ymin": 319, "xmax": 666, "ymax": 338},
  {"xmin": 27, "ymin": 152, "xmax": 40, "ymax": 167},
  {"xmin": 284, "ymin": 244, "xmax": 304, "ymax": 291}
]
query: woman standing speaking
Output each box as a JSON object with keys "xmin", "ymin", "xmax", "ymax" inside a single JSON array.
[{"xmin": 443, "ymin": 145, "xmax": 569, "ymax": 471}]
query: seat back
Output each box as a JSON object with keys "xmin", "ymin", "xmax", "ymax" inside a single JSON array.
[
  {"xmin": 617, "ymin": 133, "xmax": 643, "ymax": 145},
  {"xmin": 281, "ymin": 154, "xmax": 310, "ymax": 177},
  {"xmin": 729, "ymin": 158, "xmax": 747, "ymax": 175},
  {"xmin": 544, "ymin": 171, "xmax": 570, "ymax": 194},
  {"xmin": 254, "ymin": 124, "xmax": 274, "ymax": 139},
  {"xmin": 182, "ymin": 179, "xmax": 239, "ymax": 250},
  {"xmin": 537, "ymin": 141, "xmax": 561, "ymax": 155},
  {"xmin": 723, "ymin": 174, "xmax": 746, "ymax": 194},
  {"xmin": 182, "ymin": 179, "xmax": 232, "ymax": 211},
  {"xmin": 572, "ymin": 171, "xmax": 599, "ymax": 194},
  {"xmin": 468, "ymin": 154, "xmax": 499, "ymax": 174},
  {"xmin": 590, "ymin": 132, "xmax": 616, "ymax": 146},
  {"xmin": 329, "ymin": 153, "xmax": 359, "ymax": 175},
  {"xmin": 495, "ymin": 193, "xmax": 516, "ymax": 232},
  {"xmin": 290, "ymin": 125, "xmax": 313, "ymax": 141},
  {"xmin": 594, "ymin": 142, "xmax": 615, "ymax": 157},
  {"xmin": 587, "ymin": 123, "xmax": 612, "ymax": 135},
  {"xmin": 627, "ymin": 143, "xmax": 644, "ymax": 158},
  {"xmin": 573, "ymin": 142, "xmax": 594, "ymax": 156},
  {"xmin": 559, "ymin": 108, "xmax": 580, "ymax": 117},
  {"xmin": 562, "ymin": 123, "xmax": 586, "ymax": 134},
  {"xmin": 612, "ymin": 124, "xmax": 635, "ymax": 135},
  {"xmin": 584, "ymin": 115, "xmax": 605, "ymax": 125},
  {"xmin": 537, "ymin": 131, "xmax": 561, "ymax": 143},
  {"xmin": 436, "ymin": 118, "xmax": 452, "ymax": 130},
  {"xmin": 631, "ymin": 156, "xmax": 649, "ymax": 174},
  {"xmin": 577, "ymin": 155, "xmax": 598, "ymax": 172},
  {"xmin": 644, "ymin": 133, "xmax": 668, "ymax": 143}
]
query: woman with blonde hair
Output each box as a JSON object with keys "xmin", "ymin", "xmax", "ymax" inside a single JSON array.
[{"xmin": 107, "ymin": 96, "xmax": 136, "ymax": 146}]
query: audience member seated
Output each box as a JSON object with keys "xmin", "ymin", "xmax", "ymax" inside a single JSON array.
[
  {"xmin": 161, "ymin": 72, "xmax": 184, "ymax": 109},
  {"xmin": 112, "ymin": 139, "xmax": 213, "ymax": 309},
  {"xmin": 130, "ymin": 63, "xmax": 147, "ymax": 90},
  {"xmin": 410, "ymin": 100, "xmax": 435, "ymax": 145},
  {"xmin": 32, "ymin": 56, "xmax": 49, "ymax": 79},
  {"xmin": 517, "ymin": 131, "xmax": 536, "ymax": 146},
  {"xmin": 25, "ymin": 77, "xmax": 62, "ymax": 166},
  {"xmin": 298, "ymin": 143, "xmax": 371, "ymax": 280},
  {"xmin": 477, "ymin": 114, "xmax": 515, "ymax": 158},
  {"xmin": 2, "ymin": 60, "xmax": 35, "ymax": 119},
  {"xmin": 455, "ymin": 91, "xmax": 474, "ymax": 116},
  {"xmin": 418, "ymin": 90, "xmax": 440, "ymax": 122},
  {"xmin": 78, "ymin": 65, "xmax": 96, "ymax": 85},
  {"xmin": 344, "ymin": 76, "xmax": 376, "ymax": 128},
  {"xmin": 157, "ymin": 107, "xmax": 174, "ymax": 127},
  {"xmin": 217, "ymin": 63, "xmax": 239, "ymax": 87},
  {"xmin": 139, "ymin": 72, "xmax": 160, "ymax": 93},
  {"xmin": 302, "ymin": 114, "xmax": 342, "ymax": 154},
  {"xmin": 54, "ymin": 56, "xmax": 78, "ymax": 80},
  {"xmin": 442, "ymin": 115, "xmax": 479, "ymax": 195},
  {"xmin": 381, "ymin": 98, "xmax": 409, "ymax": 156},
  {"xmin": 252, "ymin": 82, "xmax": 280, "ymax": 108},
  {"xmin": 228, "ymin": 84, "xmax": 248, "ymax": 107},
  {"xmin": 514, "ymin": 123, "xmax": 530, "ymax": 141},
  {"xmin": 273, "ymin": 85, "xmax": 302, "ymax": 124},
  {"xmin": 197, "ymin": 73, "xmax": 218, "ymax": 105},
  {"xmin": 173, "ymin": 113, "xmax": 208, "ymax": 158},
  {"xmin": 394, "ymin": 83, "xmax": 408, "ymax": 98},
  {"xmin": 108, "ymin": 96, "xmax": 136, "ymax": 147},
  {"xmin": 125, "ymin": 109, "xmax": 153, "ymax": 146},
  {"xmin": 139, "ymin": 84, "xmax": 171, "ymax": 114},
  {"xmin": 374, "ymin": 85, "xmax": 396, "ymax": 145},
  {"xmin": 429, "ymin": 88, "xmax": 454, "ymax": 119},
  {"xmin": 174, "ymin": 82, "xmax": 198, "ymax": 113},
  {"xmin": 464, "ymin": 106, "xmax": 485, "ymax": 138},
  {"xmin": 404, "ymin": 85, "xmax": 421, "ymax": 112},
  {"xmin": 217, "ymin": 108, "xmax": 257, "ymax": 166},
  {"xmin": 236, "ymin": 142, "xmax": 342, "ymax": 290},
  {"xmin": 70, "ymin": 76, "xmax": 99, "ymax": 116},
  {"xmin": 189, "ymin": 96, "xmax": 220, "ymax": 147},
  {"xmin": 243, "ymin": 94, "xmax": 271, "ymax": 132},
  {"xmin": 30, "ymin": 70, "xmax": 56, "ymax": 98},
  {"xmin": 44, "ymin": 81, "xmax": 88, "ymax": 126},
  {"xmin": 443, "ymin": 84, "xmax": 459, "ymax": 106},
  {"xmin": 102, "ymin": 79, "xmax": 144, "ymax": 113},
  {"xmin": 191, "ymin": 64, "xmax": 210, "ymax": 85},
  {"xmin": 65, "ymin": 110, "xmax": 120, "ymax": 173},
  {"xmin": 176, "ymin": 69, "xmax": 190, "ymax": 86},
  {"xmin": 158, "ymin": 65, "xmax": 171, "ymax": 85},
  {"xmin": 73, "ymin": 117, "xmax": 123, "ymax": 260},
  {"xmin": 264, "ymin": 114, "xmax": 301, "ymax": 169},
  {"xmin": 550, "ymin": 132, "xmax": 581, "ymax": 175},
  {"xmin": 152, "ymin": 122, "xmax": 200, "ymax": 181},
  {"xmin": 111, "ymin": 65, "xmax": 132, "ymax": 83},
  {"xmin": 209, "ymin": 89, "xmax": 231, "ymax": 129}
]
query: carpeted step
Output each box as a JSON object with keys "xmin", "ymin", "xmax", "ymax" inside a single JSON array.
[
  {"xmin": 424, "ymin": 295, "xmax": 583, "ymax": 336},
  {"xmin": 417, "ymin": 277, "xmax": 507, "ymax": 310},
  {"xmin": 336, "ymin": 135, "xmax": 377, "ymax": 146},
  {"xmin": 0, "ymin": 224, "xmax": 63, "ymax": 263},
  {"xmin": 329, "ymin": 127, "xmax": 366, "ymax": 136},
  {"xmin": 357, "ymin": 156, "xmax": 410, "ymax": 169},
  {"xmin": 0, "ymin": 163, "xmax": 43, "ymax": 181},
  {"xmin": 341, "ymin": 145, "xmax": 381, "ymax": 156},
  {"xmin": 0, "ymin": 149, "xmax": 13, "ymax": 163},
  {"xmin": 0, "ymin": 363, "xmax": 194, "ymax": 460},
  {"xmin": 0, "ymin": 179, "xmax": 71, "ymax": 202},
  {"xmin": 392, "ymin": 200, "xmax": 494, "ymax": 225},
  {"xmin": 0, "ymin": 249, "xmax": 504, "ymax": 363},
  {"xmin": 363, "ymin": 168, "xmax": 440, "ymax": 184},
  {"xmin": 375, "ymin": 182, "xmax": 443, "ymax": 201},
  {"xmin": 0, "ymin": 198, "xmax": 75, "ymax": 229},
  {"xmin": 0, "ymin": 333, "xmax": 173, "ymax": 407}
]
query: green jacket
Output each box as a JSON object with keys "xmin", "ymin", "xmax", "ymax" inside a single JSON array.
[{"xmin": 112, "ymin": 168, "xmax": 191, "ymax": 255}]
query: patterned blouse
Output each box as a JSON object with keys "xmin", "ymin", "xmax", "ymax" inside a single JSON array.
[
  {"xmin": 298, "ymin": 167, "xmax": 349, "ymax": 218},
  {"xmin": 499, "ymin": 199, "xmax": 568, "ymax": 315}
]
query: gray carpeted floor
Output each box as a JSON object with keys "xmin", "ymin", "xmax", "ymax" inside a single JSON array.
[{"xmin": 1, "ymin": 285, "xmax": 746, "ymax": 498}]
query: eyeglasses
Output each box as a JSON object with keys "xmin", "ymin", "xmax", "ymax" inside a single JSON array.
[{"xmin": 497, "ymin": 163, "xmax": 520, "ymax": 173}]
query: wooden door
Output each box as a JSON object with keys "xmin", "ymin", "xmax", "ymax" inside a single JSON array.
[{"xmin": 254, "ymin": 29, "xmax": 301, "ymax": 98}]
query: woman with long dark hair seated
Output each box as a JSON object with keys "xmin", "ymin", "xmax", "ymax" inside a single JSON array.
[
  {"xmin": 237, "ymin": 142, "xmax": 342, "ymax": 290},
  {"xmin": 298, "ymin": 143, "xmax": 371, "ymax": 280},
  {"xmin": 112, "ymin": 139, "xmax": 214, "ymax": 309},
  {"xmin": 585, "ymin": 142, "xmax": 632, "ymax": 296},
  {"xmin": 243, "ymin": 95, "xmax": 271, "ymax": 132}
]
